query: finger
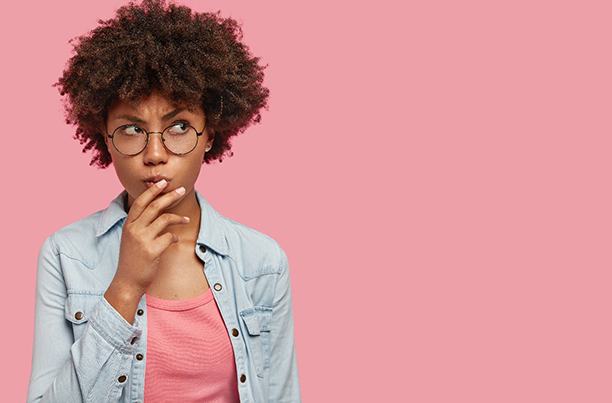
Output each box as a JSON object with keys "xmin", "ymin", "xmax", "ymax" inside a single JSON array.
[
  {"xmin": 127, "ymin": 179, "xmax": 170, "ymax": 222},
  {"xmin": 138, "ymin": 186, "xmax": 188, "ymax": 226},
  {"xmin": 154, "ymin": 231, "xmax": 179, "ymax": 253},
  {"xmin": 147, "ymin": 213, "xmax": 190, "ymax": 239}
]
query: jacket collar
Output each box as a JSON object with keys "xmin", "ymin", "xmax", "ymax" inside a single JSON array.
[{"xmin": 95, "ymin": 188, "xmax": 230, "ymax": 257}]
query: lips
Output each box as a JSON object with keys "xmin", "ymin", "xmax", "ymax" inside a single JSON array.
[
  {"xmin": 144, "ymin": 175, "xmax": 170, "ymax": 183},
  {"xmin": 144, "ymin": 181, "xmax": 163, "ymax": 189},
  {"xmin": 143, "ymin": 175, "xmax": 171, "ymax": 190}
]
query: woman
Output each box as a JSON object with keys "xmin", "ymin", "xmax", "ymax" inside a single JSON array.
[{"xmin": 26, "ymin": 0, "xmax": 301, "ymax": 402}]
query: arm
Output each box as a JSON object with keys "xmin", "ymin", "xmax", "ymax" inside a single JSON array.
[
  {"xmin": 27, "ymin": 235, "xmax": 143, "ymax": 403},
  {"xmin": 267, "ymin": 247, "xmax": 302, "ymax": 402}
]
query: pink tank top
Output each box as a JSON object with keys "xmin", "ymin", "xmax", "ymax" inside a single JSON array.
[{"xmin": 143, "ymin": 287, "xmax": 240, "ymax": 403}]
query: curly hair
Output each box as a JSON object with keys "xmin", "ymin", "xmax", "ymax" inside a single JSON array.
[{"xmin": 53, "ymin": 0, "xmax": 270, "ymax": 168}]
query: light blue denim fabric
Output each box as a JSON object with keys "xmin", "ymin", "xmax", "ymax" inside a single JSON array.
[{"xmin": 27, "ymin": 189, "xmax": 301, "ymax": 403}]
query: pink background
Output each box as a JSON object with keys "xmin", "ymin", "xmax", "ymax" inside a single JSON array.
[{"xmin": 1, "ymin": 0, "xmax": 611, "ymax": 401}]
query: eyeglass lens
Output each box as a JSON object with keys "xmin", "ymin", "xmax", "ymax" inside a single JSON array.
[{"xmin": 112, "ymin": 123, "xmax": 198, "ymax": 155}]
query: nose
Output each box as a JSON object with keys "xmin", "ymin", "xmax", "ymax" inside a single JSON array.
[{"xmin": 142, "ymin": 131, "xmax": 169, "ymax": 164}]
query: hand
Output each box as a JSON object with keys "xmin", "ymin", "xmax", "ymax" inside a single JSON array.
[{"xmin": 113, "ymin": 179, "xmax": 190, "ymax": 294}]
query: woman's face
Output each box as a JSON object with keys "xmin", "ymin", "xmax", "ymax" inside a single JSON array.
[{"xmin": 103, "ymin": 90, "xmax": 213, "ymax": 209}]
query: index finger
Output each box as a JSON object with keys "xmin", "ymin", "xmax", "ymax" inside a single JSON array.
[{"xmin": 127, "ymin": 179, "xmax": 169, "ymax": 222}]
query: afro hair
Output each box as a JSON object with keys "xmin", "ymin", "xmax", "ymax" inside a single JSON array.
[{"xmin": 53, "ymin": 0, "xmax": 270, "ymax": 168}]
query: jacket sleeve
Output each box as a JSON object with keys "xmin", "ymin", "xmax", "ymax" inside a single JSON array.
[
  {"xmin": 27, "ymin": 234, "xmax": 143, "ymax": 403},
  {"xmin": 267, "ymin": 247, "xmax": 302, "ymax": 402}
]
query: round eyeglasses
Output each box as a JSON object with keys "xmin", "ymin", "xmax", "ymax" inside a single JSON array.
[{"xmin": 107, "ymin": 120, "xmax": 206, "ymax": 156}]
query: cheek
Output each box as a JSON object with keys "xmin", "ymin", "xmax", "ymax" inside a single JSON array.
[
  {"xmin": 180, "ymin": 155, "xmax": 205, "ymax": 181},
  {"xmin": 185, "ymin": 156, "xmax": 203, "ymax": 173},
  {"xmin": 110, "ymin": 157, "xmax": 140, "ymax": 185}
]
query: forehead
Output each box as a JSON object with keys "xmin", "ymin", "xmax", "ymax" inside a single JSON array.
[{"xmin": 108, "ymin": 91, "xmax": 202, "ymax": 115}]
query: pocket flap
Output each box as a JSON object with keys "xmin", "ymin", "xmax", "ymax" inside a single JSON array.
[
  {"xmin": 64, "ymin": 293, "xmax": 102, "ymax": 324},
  {"xmin": 240, "ymin": 311, "xmax": 261, "ymax": 336}
]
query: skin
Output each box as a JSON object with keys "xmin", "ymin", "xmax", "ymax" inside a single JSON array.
[
  {"xmin": 103, "ymin": 89, "xmax": 214, "ymax": 301},
  {"xmin": 103, "ymin": 89, "xmax": 213, "ymax": 231}
]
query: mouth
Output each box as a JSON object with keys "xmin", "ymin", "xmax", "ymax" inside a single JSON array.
[{"xmin": 143, "ymin": 175, "xmax": 171, "ymax": 189}]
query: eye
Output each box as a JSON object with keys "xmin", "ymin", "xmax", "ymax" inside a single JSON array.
[
  {"xmin": 119, "ymin": 125, "xmax": 144, "ymax": 136},
  {"xmin": 167, "ymin": 121, "xmax": 191, "ymax": 135}
]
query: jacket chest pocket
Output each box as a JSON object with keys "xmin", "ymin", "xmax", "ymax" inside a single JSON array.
[
  {"xmin": 64, "ymin": 292, "xmax": 103, "ymax": 341},
  {"xmin": 239, "ymin": 307, "xmax": 272, "ymax": 378}
]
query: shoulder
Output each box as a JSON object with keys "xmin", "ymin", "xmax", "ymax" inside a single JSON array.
[
  {"xmin": 219, "ymin": 214, "xmax": 289, "ymax": 279},
  {"xmin": 43, "ymin": 208, "xmax": 106, "ymax": 269}
]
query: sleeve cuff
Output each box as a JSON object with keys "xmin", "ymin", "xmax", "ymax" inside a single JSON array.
[{"xmin": 88, "ymin": 295, "xmax": 143, "ymax": 352}]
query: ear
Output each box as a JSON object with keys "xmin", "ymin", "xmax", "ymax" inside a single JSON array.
[
  {"xmin": 102, "ymin": 134, "xmax": 112, "ymax": 152},
  {"xmin": 206, "ymin": 128, "xmax": 215, "ymax": 147},
  {"xmin": 102, "ymin": 128, "xmax": 108, "ymax": 147},
  {"xmin": 100, "ymin": 121, "xmax": 109, "ymax": 147}
]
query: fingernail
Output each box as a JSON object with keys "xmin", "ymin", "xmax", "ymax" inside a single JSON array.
[
  {"xmin": 175, "ymin": 186, "xmax": 185, "ymax": 195},
  {"xmin": 156, "ymin": 179, "xmax": 167, "ymax": 188}
]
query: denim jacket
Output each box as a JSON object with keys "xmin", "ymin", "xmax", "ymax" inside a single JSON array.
[{"xmin": 27, "ymin": 189, "xmax": 301, "ymax": 403}]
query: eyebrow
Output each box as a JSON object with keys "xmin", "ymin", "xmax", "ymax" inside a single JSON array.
[{"xmin": 112, "ymin": 107, "xmax": 191, "ymax": 123}]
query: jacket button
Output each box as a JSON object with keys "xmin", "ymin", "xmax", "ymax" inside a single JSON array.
[
  {"xmin": 199, "ymin": 245, "xmax": 206, "ymax": 252},
  {"xmin": 137, "ymin": 309, "xmax": 144, "ymax": 316},
  {"xmin": 131, "ymin": 336, "xmax": 138, "ymax": 344},
  {"xmin": 231, "ymin": 328, "xmax": 239, "ymax": 337},
  {"xmin": 118, "ymin": 375, "xmax": 127, "ymax": 383},
  {"xmin": 213, "ymin": 283, "xmax": 222, "ymax": 291},
  {"xmin": 240, "ymin": 374, "xmax": 246, "ymax": 383},
  {"xmin": 136, "ymin": 353, "xmax": 144, "ymax": 360},
  {"xmin": 74, "ymin": 311, "xmax": 83, "ymax": 320}
]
